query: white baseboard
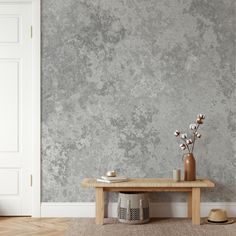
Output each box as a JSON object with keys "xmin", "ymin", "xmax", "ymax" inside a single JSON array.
[{"xmin": 41, "ymin": 202, "xmax": 236, "ymax": 217}]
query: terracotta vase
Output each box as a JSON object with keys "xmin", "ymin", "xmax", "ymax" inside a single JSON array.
[{"xmin": 183, "ymin": 153, "xmax": 196, "ymax": 181}]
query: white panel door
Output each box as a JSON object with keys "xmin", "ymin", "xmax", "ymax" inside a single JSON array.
[{"xmin": 0, "ymin": 3, "xmax": 32, "ymax": 215}]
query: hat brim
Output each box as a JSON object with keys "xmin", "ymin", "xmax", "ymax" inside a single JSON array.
[{"xmin": 204, "ymin": 218, "xmax": 234, "ymax": 225}]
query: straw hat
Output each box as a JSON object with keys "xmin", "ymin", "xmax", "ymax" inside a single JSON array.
[{"xmin": 205, "ymin": 209, "xmax": 234, "ymax": 225}]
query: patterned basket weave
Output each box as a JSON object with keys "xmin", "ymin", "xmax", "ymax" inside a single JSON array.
[{"xmin": 117, "ymin": 192, "xmax": 150, "ymax": 224}]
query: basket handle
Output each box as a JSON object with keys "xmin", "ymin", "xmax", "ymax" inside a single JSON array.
[
  {"xmin": 140, "ymin": 199, "xmax": 143, "ymax": 220},
  {"xmin": 127, "ymin": 200, "xmax": 130, "ymax": 220},
  {"xmin": 117, "ymin": 198, "xmax": 121, "ymax": 218}
]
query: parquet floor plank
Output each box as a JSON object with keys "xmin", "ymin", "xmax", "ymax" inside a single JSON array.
[{"xmin": 0, "ymin": 217, "xmax": 71, "ymax": 236}]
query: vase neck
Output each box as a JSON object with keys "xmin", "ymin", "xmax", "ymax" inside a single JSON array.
[{"xmin": 184, "ymin": 153, "xmax": 194, "ymax": 157}]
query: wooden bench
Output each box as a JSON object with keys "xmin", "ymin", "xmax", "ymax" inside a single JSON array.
[{"xmin": 82, "ymin": 178, "xmax": 215, "ymax": 225}]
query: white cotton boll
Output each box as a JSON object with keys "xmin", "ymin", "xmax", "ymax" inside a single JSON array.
[
  {"xmin": 196, "ymin": 132, "xmax": 202, "ymax": 138},
  {"xmin": 180, "ymin": 143, "xmax": 186, "ymax": 150},
  {"xmin": 180, "ymin": 144, "xmax": 186, "ymax": 150},
  {"xmin": 196, "ymin": 118, "xmax": 203, "ymax": 124},
  {"xmin": 198, "ymin": 114, "xmax": 206, "ymax": 119},
  {"xmin": 189, "ymin": 124, "xmax": 197, "ymax": 130},
  {"xmin": 181, "ymin": 133, "xmax": 187, "ymax": 139},
  {"xmin": 186, "ymin": 139, "xmax": 193, "ymax": 144},
  {"xmin": 174, "ymin": 130, "xmax": 180, "ymax": 136}
]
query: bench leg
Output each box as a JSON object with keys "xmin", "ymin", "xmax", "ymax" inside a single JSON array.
[
  {"xmin": 192, "ymin": 188, "xmax": 201, "ymax": 225},
  {"xmin": 95, "ymin": 187, "xmax": 104, "ymax": 225},
  {"xmin": 187, "ymin": 191, "xmax": 192, "ymax": 218}
]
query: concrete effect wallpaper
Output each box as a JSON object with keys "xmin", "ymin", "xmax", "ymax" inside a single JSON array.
[{"xmin": 42, "ymin": 0, "xmax": 235, "ymax": 202}]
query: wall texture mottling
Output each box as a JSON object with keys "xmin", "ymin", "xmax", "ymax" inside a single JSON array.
[{"xmin": 42, "ymin": 0, "xmax": 236, "ymax": 202}]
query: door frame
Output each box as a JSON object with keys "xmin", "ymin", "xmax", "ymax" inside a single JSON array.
[
  {"xmin": 0, "ymin": 0, "xmax": 41, "ymax": 216},
  {"xmin": 31, "ymin": 0, "xmax": 41, "ymax": 217}
]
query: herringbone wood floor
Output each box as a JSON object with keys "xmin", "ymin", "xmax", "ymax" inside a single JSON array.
[{"xmin": 0, "ymin": 217, "xmax": 72, "ymax": 236}]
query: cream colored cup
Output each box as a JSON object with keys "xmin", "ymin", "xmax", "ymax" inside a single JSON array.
[
  {"xmin": 173, "ymin": 169, "xmax": 181, "ymax": 182},
  {"xmin": 106, "ymin": 170, "xmax": 116, "ymax": 177}
]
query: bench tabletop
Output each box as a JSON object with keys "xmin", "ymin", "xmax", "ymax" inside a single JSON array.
[{"xmin": 82, "ymin": 178, "xmax": 215, "ymax": 188}]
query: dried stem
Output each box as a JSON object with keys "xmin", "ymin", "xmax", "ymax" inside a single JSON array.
[
  {"xmin": 191, "ymin": 124, "xmax": 200, "ymax": 153},
  {"xmin": 181, "ymin": 137, "xmax": 191, "ymax": 153}
]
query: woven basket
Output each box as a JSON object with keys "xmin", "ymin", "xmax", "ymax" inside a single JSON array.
[{"xmin": 117, "ymin": 192, "xmax": 150, "ymax": 224}]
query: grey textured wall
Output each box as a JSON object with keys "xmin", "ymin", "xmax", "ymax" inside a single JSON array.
[{"xmin": 42, "ymin": 0, "xmax": 236, "ymax": 202}]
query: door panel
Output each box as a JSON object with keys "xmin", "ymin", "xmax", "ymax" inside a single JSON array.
[
  {"xmin": 0, "ymin": 3, "xmax": 32, "ymax": 215},
  {"xmin": 0, "ymin": 169, "xmax": 19, "ymax": 195},
  {"xmin": 0, "ymin": 60, "xmax": 19, "ymax": 152},
  {"xmin": 0, "ymin": 16, "xmax": 19, "ymax": 43}
]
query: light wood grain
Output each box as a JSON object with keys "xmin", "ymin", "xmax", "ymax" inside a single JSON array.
[
  {"xmin": 188, "ymin": 191, "xmax": 192, "ymax": 218},
  {"xmin": 82, "ymin": 178, "xmax": 215, "ymax": 188},
  {"xmin": 192, "ymin": 188, "xmax": 201, "ymax": 225},
  {"xmin": 95, "ymin": 188, "xmax": 104, "ymax": 225},
  {"xmin": 82, "ymin": 178, "xmax": 214, "ymax": 225},
  {"xmin": 104, "ymin": 187, "xmax": 192, "ymax": 192},
  {"xmin": 0, "ymin": 217, "xmax": 71, "ymax": 236}
]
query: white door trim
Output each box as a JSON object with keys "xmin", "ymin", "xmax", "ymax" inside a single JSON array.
[
  {"xmin": 31, "ymin": 0, "xmax": 41, "ymax": 217},
  {"xmin": 0, "ymin": 0, "xmax": 41, "ymax": 216}
]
